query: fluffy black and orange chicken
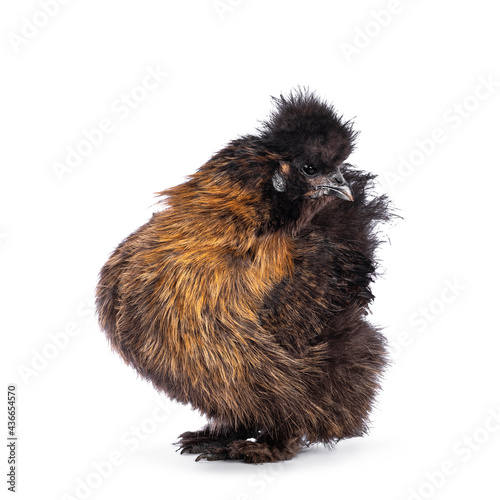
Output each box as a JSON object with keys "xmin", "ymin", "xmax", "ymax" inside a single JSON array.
[{"xmin": 96, "ymin": 89, "xmax": 391, "ymax": 463}]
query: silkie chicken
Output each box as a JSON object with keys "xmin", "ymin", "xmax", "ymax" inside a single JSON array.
[{"xmin": 96, "ymin": 89, "xmax": 391, "ymax": 463}]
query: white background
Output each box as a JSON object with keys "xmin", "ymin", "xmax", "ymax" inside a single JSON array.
[{"xmin": 1, "ymin": 1, "xmax": 499, "ymax": 499}]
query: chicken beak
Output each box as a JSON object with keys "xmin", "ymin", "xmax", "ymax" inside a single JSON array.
[{"xmin": 316, "ymin": 170, "xmax": 354, "ymax": 202}]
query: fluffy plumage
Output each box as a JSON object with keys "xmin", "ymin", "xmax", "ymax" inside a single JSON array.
[{"xmin": 96, "ymin": 89, "xmax": 392, "ymax": 463}]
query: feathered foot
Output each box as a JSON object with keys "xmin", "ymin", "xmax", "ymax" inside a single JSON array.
[
  {"xmin": 176, "ymin": 426, "xmax": 257, "ymax": 459},
  {"xmin": 177, "ymin": 429, "xmax": 303, "ymax": 464}
]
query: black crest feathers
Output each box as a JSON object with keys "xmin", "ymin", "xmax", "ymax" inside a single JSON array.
[{"xmin": 260, "ymin": 88, "xmax": 358, "ymax": 165}]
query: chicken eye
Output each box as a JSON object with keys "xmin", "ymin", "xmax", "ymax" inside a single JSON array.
[{"xmin": 302, "ymin": 164, "xmax": 318, "ymax": 176}]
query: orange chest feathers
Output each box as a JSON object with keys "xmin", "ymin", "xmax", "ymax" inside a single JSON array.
[{"xmin": 130, "ymin": 215, "xmax": 295, "ymax": 335}]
